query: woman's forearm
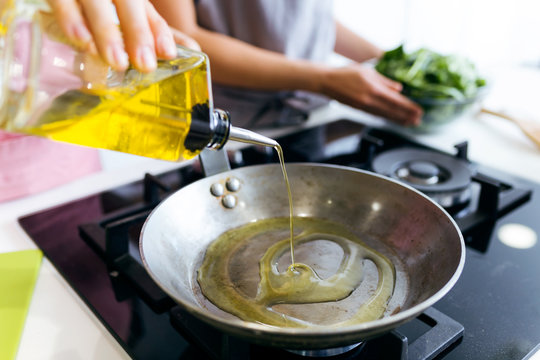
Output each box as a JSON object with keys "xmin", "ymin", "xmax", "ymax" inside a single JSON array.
[
  {"xmin": 151, "ymin": 0, "xmax": 327, "ymax": 92},
  {"xmin": 191, "ymin": 28, "xmax": 327, "ymax": 92},
  {"xmin": 152, "ymin": 0, "xmax": 324, "ymax": 91},
  {"xmin": 150, "ymin": 0, "xmax": 421, "ymax": 125},
  {"xmin": 334, "ymin": 20, "xmax": 383, "ymax": 62}
]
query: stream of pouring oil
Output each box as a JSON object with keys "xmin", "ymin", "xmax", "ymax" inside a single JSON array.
[
  {"xmin": 274, "ymin": 144, "xmax": 296, "ymax": 265},
  {"xmin": 197, "ymin": 138, "xmax": 396, "ymax": 328}
]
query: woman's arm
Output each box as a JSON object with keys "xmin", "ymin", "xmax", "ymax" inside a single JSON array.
[
  {"xmin": 47, "ymin": 0, "xmax": 199, "ymax": 72},
  {"xmin": 151, "ymin": 0, "xmax": 325, "ymax": 92},
  {"xmin": 334, "ymin": 20, "xmax": 383, "ymax": 62},
  {"xmin": 151, "ymin": 0, "xmax": 421, "ymax": 125}
]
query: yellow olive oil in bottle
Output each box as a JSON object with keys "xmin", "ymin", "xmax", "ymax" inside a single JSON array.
[
  {"xmin": 0, "ymin": 6, "xmax": 277, "ymax": 161},
  {"xmin": 19, "ymin": 55, "xmax": 218, "ymax": 162}
]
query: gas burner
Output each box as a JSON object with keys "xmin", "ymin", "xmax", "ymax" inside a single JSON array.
[
  {"xmin": 372, "ymin": 148, "xmax": 473, "ymax": 209},
  {"xmin": 16, "ymin": 120, "xmax": 537, "ymax": 360}
]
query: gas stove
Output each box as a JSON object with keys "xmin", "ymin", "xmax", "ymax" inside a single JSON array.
[{"xmin": 18, "ymin": 119, "xmax": 540, "ymax": 359}]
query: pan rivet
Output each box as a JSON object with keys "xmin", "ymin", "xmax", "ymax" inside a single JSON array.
[
  {"xmin": 226, "ymin": 177, "xmax": 241, "ymax": 192},
  {"xmin": 222, "ymin": 194, "xmax": 237, "ymax": 208},
  {"xmin": 210, "ymin": 183, "xmax": 224, "ymax": 197}
]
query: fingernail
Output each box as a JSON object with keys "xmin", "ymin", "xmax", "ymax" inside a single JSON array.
[
  {"xmin": 107, "ymin": 43, "xmax": 129, "ymax": 70},
  {"xmin": 157, "ymin": 34, "xmax": 177, "ymax": 59},
  {"xmin": 87, "ymin": 41, "xmax": 98, "ymax": 56},
  {"xmin": 136, "ymin": 45, "xmax": 157, "ymax": 72},
  {"xmin": 72, "ymin": 23, "xmax": 92, "ymax": 45}
]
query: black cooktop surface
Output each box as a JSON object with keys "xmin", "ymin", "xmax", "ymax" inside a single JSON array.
[{"xmin": 18, "ymin": 120, "xmax": 540, "ymax": 359}]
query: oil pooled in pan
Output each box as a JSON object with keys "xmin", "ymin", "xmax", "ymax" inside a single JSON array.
[{"xmin": 197, "ymin": 217, "xmax": 406, "ymax": 328}]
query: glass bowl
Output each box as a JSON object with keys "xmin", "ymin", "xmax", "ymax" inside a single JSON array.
[{"xmin": 409, "ymin": 93, "xmax": 483, "ymax": 132}]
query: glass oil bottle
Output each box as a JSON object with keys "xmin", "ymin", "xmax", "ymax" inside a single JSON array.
[{"xmin": 0, "ymin": 2, "xmax": 277, "ymax": 162}]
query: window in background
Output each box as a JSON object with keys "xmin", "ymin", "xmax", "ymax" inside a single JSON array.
[{"xmin": 334, "ymin": 0, "xmax": 540, "ymax": 68}]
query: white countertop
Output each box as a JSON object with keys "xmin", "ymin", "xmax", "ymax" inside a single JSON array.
[{"xmin": 3, "ymin": 65, "xmax": 540, "ymax": 359}]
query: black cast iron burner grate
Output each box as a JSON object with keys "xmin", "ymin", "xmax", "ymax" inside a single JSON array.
[
  {"xmin": 80, "ymin": 206, "xmax": 465, "ymax": 360},
  {"xmin": 76, "ymin": 149, "xmax": 464, "ymax": 360},
  {"xmin": 20, "ymin": 120, "xmax": 535, "ymax": 360},
  {"xmin": 77, "ymin": 210, "xmax": 464, "ymax": 359},
  {"xmin": 169, "ymin": 305, "xmax": 463, "ymax": 360}
]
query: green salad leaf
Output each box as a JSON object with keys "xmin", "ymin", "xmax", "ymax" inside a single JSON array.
[{"xmin": 375, "ymin": 45, "xmax": 486, "ymax": 101}]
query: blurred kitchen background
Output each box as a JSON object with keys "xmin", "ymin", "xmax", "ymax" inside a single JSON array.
[
  {"xmin": 101, "ymin": 0, "xmax": 540, "ymax": 170},
  {"xmin": 333, "ymin": 0, "xmax": 540, "ymax": 68}
]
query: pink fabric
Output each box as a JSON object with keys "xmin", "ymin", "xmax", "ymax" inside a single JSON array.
[
  {"xmin": 0, "ymin": 132, "xmax": 101, "ymax": 202},
  {"xmin": 0, "ymin": 21, "xmax": 101, "ymax": 202},
  {"xmin": 12, "ymin": 19, "xmax": 82, "ymax": 95}
]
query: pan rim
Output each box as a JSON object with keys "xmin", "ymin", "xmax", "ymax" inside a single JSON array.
[{"xmin": 139, "ymin": 162, "xmax": 466, "ymax": 339}]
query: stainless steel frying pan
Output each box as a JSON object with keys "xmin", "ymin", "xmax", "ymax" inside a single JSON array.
[{"xmin": 139, "ymin": 163, "xmax": 464, "ymax": 350}]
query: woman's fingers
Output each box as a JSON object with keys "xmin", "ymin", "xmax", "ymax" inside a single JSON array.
[
  {"xmin": 374, "ymin": 71, "xmax": 403, "ymax": 92},
  {"xmin": 78, "ymin": 0, "xmax": 129, "ymax": 71},
  {"xmin": 49, "ymin": 0, "xmax": 182, "ymax": 72},
  {"xmin": 170, "ymin": 27, "xmax": 201, "ymax": 51},
  {"xmin": 322, "ymin": 65, "xmax": 422, "ymax": 126},
  {"xmin": 145, "ymin": 2, "xmax": 178, "ymax": 58},
  {"xmin": 113, "ymin": 0, "xmax": 157, "ymax": 72},
  {"xmin": 371, "ymin": 91, "xmax": 422, "ymax": 125},
  {"xmin": 47, "ymin": 0, "xmax": 93, "ymax": 49},
  {"xmin": 355, "ymin": 67, "xmax": 422, "ymax": 125}
]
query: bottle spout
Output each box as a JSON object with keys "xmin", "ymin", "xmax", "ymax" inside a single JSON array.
[{"xmin": 228, "ymin": 126, "xmax": 279, "ymax": 148}]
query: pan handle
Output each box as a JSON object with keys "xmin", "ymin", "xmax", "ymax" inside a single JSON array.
[{"xmin": 199, "ymin": 148, "xmax": 231, "ymax": 177}]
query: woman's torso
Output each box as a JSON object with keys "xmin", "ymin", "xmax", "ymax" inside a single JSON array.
[{"xmin": 195, "ymin": 0, "xmax": 336, "ymax": 128}]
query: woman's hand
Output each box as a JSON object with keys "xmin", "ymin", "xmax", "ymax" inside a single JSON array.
[
  {"xmin": 170, "ymin": 27, "xmax": 201, "ymax": 52},
  {"xmin": 47, "ymin": 0, "xmax": 198, "ymax": 72},
  {"xmin": 320, "ymin": 64, "xmax": 423, "ymax": 126}
]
